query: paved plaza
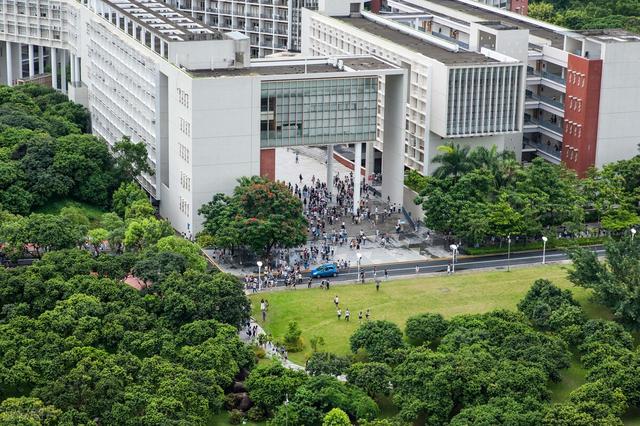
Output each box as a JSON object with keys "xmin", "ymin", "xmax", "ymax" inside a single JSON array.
[{"xmin": 209, "ymin": 147, "xmax": 437, "ymax": 275}]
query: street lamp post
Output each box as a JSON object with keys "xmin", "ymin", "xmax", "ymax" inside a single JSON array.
[
  {"xmin": 507, "ymin": 235, "xmax": 511, "ymax": 272},
  {"xmin": 356, "ymin": 253, "xmax": 362, "ymax": 283},
  {"xmin": 449, "ymin": 244, "xmax": 458, "ymax": 273},
  {"xmin": 257, "ymin": 261, "xmax": 263, "ymax": 290},
  {"xmin": 632, "ymin": 228, "xmax": 637, "ymax": 241},
  {"xmin": 542, "ymin": 236, "xmax": 548, "ymax": 264}
]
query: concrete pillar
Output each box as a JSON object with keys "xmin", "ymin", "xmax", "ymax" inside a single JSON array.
[
  {"xmin": 60, "ymin": 50, "xmax": 67, "ymax": 92},
  {"xmin": 381, "ymin": 74, "xmax": 407, "ymax": 208},
  {"xmin": 70, "ymin": 54, "xmax": 76, "ymax": 84},
  {"xmin": 74, "ymin": 55, "xmax": 80, "ymax": 82},
  {"xmin": 353, "ymin": 142, "xmax": 362, "ymax": 215},
  {"xmin": 326, "ymin": 145, "xmax": 334, "ymax": 201},
  {"xmin": 28, "ymin": 44, "xmax": 34, "ymax": 77},
  {"xmin": 6, "ymin": 41, "xmax": 13, "ymax": 86},
  {"xmin": 160, "ymin": 40, "xmax": 165, "ymax": 57},
  {"xmin": 38, "ymin": 45, "xmax": 44, "ymax": 74},
  {"xmin": 51, "ymin": 48, "xmax": 58, "ymax": 89},
  {"xmin": 18, "ymin": 43, "xmax": 24, "ymax": 78},
  {"xmin": 365, "ymin": 142, "xmax": 375, "ymax": 181}
]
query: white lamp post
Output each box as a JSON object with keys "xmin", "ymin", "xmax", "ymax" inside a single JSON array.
[
  {"xmin": 356, "ymin": 253, "xmax": 362, "ymax": 282},
  {"xmin": 632, "ymin": 228, "xmax": 637, "ymax": 241},
  {"xmin": 449, "ymin": 244, "xmax": 458, "ymax": 273},
  {"xmin": 542, "ymin": 236, "xmax": 548, "ymax": 264},
  {"xmin": 507, "ymin": 235, "xmax": 512, "ymax": 272},
  {"xmin": 257, "ymin": 261, "xmax": 263, "ymax": 290}
]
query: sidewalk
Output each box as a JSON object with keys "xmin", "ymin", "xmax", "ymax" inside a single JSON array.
[{"xmin": 239, "ymin": 317, "xmax": 305, "ymax": 371}]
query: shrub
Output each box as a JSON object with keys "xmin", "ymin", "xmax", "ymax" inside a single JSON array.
[
  {"xmin": 284, "ymin": 320, "xmax": 304, "ymax": 352},
  {"xmin": 253, "ymin": 345, "xmax": 266, "ymax": 359},
  {"xmin": 347, "ymin": 362, "xmax": 392, "ymax": 398},
  {"xmin": 228, "ymin": 409, "xmax": 244, "ymax": 425},
  {"xmin": 323, "ymin": 408, "xmax": 351, "ymax": 426},
  {"xmin": 247, "ymin": 406, "xmax": 266, "ymax": 422},
  {"xmin": 404, "ymin": 313, "xmax": 448, "ymax": 346},
  {"xmin": 350, "ymin": 320, "xmax": 404, "ymax": 363},
  {"xmin": 306, "ymin": 352, "xmax": 351, "ymax": 376}
]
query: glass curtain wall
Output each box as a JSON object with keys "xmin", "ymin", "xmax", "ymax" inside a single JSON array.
[{"xmin": 260, "ymin": 77, "xmax": 378, "ymax": 147}]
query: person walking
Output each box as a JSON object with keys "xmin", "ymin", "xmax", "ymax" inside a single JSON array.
[
  {"xmin": 345, "ymin": 309, "xmax": 350, "ymax": 322},
  {"xmin": 358, "ymin": 310, "xmax": 363, "ymax": 322},
  {"xmin": 360, "ymin": 271, "xmax": 365, "ymax": 284},
  {"xmin": 295, "ymin": 152, "xmax": 299, "ymax": 164},
  {"xmin": 334, "ymin": 295, "xmax": 339, "ymax": 308},
  {"xmin": 260, "ymin": 299, "xmax": 267, "ymax": 321},
  {"xmin": 384, "ymin": 268, "xmax": 389, "ymax": 281},
  {"xmin": 375, "ymin": 277, "xmax": 381, "ymax": 292},
  {"xmin": 365, "ymin": 309, "xmax": 370, "ymax": 321},
  {"xmin": 415, "ymin": 265, "xmax": 420, "ymax": 275},
  {"xmin": 447, "ymin": 264, "xmax": 451, "ymax": 275},
  {"xmin": 337, "ymin": 308, "xmax": 342, "ymax": 320}
]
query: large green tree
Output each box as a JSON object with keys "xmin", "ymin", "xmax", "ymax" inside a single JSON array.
[
  {"xmin": 568, "ymin": 237, "xmax": 640, "ymax": 325},
  {"xmin": 199, "ymin": 176, "xmax": 307, "ymax": 257}
]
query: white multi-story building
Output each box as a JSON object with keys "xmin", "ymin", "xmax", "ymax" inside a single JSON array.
[
  {"xmin": 164, "ymin": 0, "xmax": 317, "ymax": 57},
  {"xmin": 304, "ymin": 0, "xmax": 525, "ymax": 174},
  {"xmin": 306, "ymin": 0, "xmax": 640, "ymax": 176},
  {"xmin": 0, "ymin": 0, "xmax": 406, "ymax": 234}
]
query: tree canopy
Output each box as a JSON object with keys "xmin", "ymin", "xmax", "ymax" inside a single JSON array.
[
  {"xmin": 412, "ymin": 144, "xmax": 640, "ymax": 247},
  {"xmin": 0, "ymin": 245, "xmax": 253, "ymax": 424},
  {"xmin": 198, "ymin": 176, "xmax": 307, "ymax": 257}
]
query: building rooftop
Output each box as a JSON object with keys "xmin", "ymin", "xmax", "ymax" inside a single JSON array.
[
  {"xmin": 479, "ymin": 20, "xmax": 519, "ymax": 31},
  {"xmin": 104, "ymin": 0, "xmax": 223, "ymax": 42},
  {"xmin": 396, "ymin": 0, "xmax": 565, "ymax": 48},
  {"xmin": 575, "ymin": 29, "xmax": 640, "ymax": 43},
  {"xmin": 188, "ymin": 56, "xmax": 398, "ymax": 77},
  {"xmin": 338, "ymin": 16, "xmax": 497, "ymax": 65}
]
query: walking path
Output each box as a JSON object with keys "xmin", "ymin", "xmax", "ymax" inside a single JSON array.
[{"xmin": 239, "ymin": 317, "xmax": 305, "ymax": 371}]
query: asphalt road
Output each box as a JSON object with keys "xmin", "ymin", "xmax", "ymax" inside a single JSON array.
[{"xmin": 267, "ymin": 246, "xmax": 605, "ymax": 287}]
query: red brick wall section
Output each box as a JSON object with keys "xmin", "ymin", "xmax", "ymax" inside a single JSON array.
[
  {"xmin": 509, "ymin": 0, "xmax": 528, "ymax": 15},
  {"xmin": 260, "ymin": 148, "xmax": 276, "ymax": 180},
  {"xmin": 562, "ymin": 54, "xmax": 603, "ymax": 177}
]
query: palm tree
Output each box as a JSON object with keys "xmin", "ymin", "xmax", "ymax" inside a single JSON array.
[
  {"xmin": 469, "ymin": 145, "xmax": 518, "ymax": 188},
  {"xmin": 431, "ymin": 143, "xmax": 473, "ymax": 180}
]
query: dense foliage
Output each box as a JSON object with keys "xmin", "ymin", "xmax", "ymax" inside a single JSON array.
[
  {"xmin": 413, "ymin": 144, "xmax": 639, "ymax": 246},
  {"xmin": 529, "ymin": 0, "xmax": 640, "ymax": 34},
  {"xmin": 0, "ymin": 85, "xmax": 152, "ymax": 214},
  {"xmin": 198, "ymin": 176, "xmax": 307, "ymax": 257},
  {"xmin": 569, "ymin": 237, "xmax": 640, "ymax": 326},
  {"xmin": 0, "ymin": 249, "xmax": 252, "ymax": 424}
]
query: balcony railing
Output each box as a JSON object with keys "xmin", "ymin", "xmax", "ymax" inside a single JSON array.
[
  {"xmin": 541, "ymin": 71, "xmax": 565, "ymax": 85},
  {"xmin": 523, "ymin": 137, "xmax": 562, "ymax": 160},
  {"xmin": 524, "ymin": 118, "xmax": 563, "ymax": 135},
  {"xmin": 525, "ymin": 92, "xmax": 564, "ymax": 110}
]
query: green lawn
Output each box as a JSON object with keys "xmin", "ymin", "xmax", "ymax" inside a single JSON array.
[
  {"xmin": 250, "ymin": 264, "xmax": 602, "ymax": 364},
  {"xmin": 549, "ymin": 354, "xmax": 587, "ymax": 402},
  {"xmin": 33, "ymin": 198, "xmax": 106, "ymax": 228},
  {"xmin": 248, "ymin": 264, "xmax": 640, "ymax": 423}
]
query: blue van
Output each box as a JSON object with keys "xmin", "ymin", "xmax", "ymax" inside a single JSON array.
[{"xmin": 310, "ymin": 263, "xmax": 338, "ymax": 278}]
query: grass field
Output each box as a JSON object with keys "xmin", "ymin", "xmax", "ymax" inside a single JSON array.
[
  {"xmin": 250, "ymin": 264, "xmax": 610, "ymax": 365},
  {"xmin": 33, "ymin": 198, "xmax": 106, "ymax": 228},
  {"xmin": 247, "ymin": 264, "xmax": 640, "ymax": 423}
]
